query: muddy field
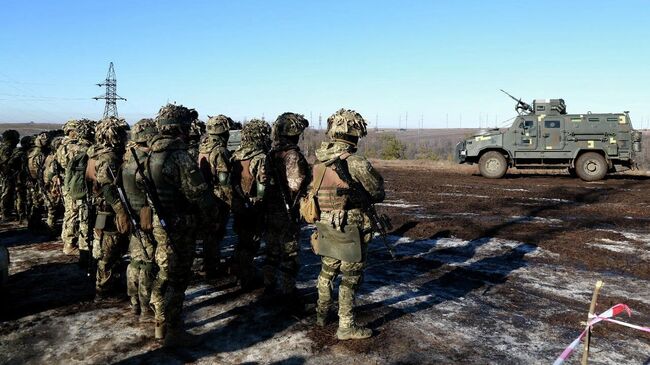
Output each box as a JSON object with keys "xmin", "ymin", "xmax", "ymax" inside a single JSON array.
[{"xmin": 1, "ymin": 164, "xmax": 650, "ymax": 364}]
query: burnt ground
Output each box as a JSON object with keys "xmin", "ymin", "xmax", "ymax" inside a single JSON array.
[{"xmin": 1, "ymin": 164, "xmax": 650, "ymax": 364}]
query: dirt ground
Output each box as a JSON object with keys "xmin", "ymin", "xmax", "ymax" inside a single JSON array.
[{"xmin": 1, "ymin": 164, "xmax": 650, "ymax": 364}]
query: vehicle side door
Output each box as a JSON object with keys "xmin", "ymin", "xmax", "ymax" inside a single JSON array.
[
  {"xmin": 515, "ymin": 118, "xmax": 538, "ymax": 150},
  {"xmin": 542, "ymin": 119, "xmax": 565, "ymax": 150}
]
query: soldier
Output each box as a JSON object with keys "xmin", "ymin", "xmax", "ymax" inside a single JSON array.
[
  {"xmin": 146, "ymin": 104, "xmax": 217, "ymax": 345},
  {"xmin": 14, "ymin": 135, "xmax": 33, "ymax": 224},
  {"xmin": 187, "ymin": 119, "xmax": 205, "ymax": 162},
  {"xmin": 230, "ymin": 119, "xmax": 271, "ymax": 290},
  {"xmin": 264, "ymin": 113, "xmax": 310, "ymax": 300},
  {"xmin": 43, "ymin": 135, "xmax": 64, "ymax": 233},
  {"xmin": 311, "ymin": 109, "xmax": 385, "ymax": 340},
  {"xmin": 26, "ymin": 133, "xmax": 49, "ymax": 231},
  {"xmin": 56, "ymin": 120, "xmax": 94, "ymax": 255},
  {"xmin": 197, "ymin": 114, "xmax": 233, "ymax": 278},
  {"xmin": 86, "ymin": 117, "xmax": 130, "ymax": 300},
  {"xmin": 0, "ymin": 130, "xmax": 20, "ymax": 221},
  {"xmin": 122, "ymin": 118, "xmax": 158, "ymax": 321}
]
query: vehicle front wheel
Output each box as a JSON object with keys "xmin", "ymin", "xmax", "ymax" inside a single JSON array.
[
  {"xmin": 575, "ymin": 152, "xmax": 608, "ymax": 181},
  {"xmin": 478, "ymin": 151, "xmax": 508, "ymax": 179}
]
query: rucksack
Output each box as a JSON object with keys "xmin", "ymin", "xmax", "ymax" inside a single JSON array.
[{"xmin": 64, "ymin": 151, "xmax": 89, "ymax": 200}]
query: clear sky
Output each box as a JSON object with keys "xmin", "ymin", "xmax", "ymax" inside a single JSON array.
[{"xmin": 1, "ymin": 0, "xmax": 649, "ymax": 128}]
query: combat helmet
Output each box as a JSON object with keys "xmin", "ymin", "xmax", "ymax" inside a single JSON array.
[
  {"xmin": 20, "ymin": 135, "xmax": 34, "ymax": 150},
  {"xmin": 206, "ymin": 115, "xmax": 233, "ymax": 135},
  {"xmin": 62, "ymin": 120, "xmax": 79, "ymax": 136},
  {"xmin": 272, "ymin": 113, "xmax": 309, "ymax": 140},
  {"xmin": 50, "ymin": 136, "xmax": 64, "ymax": 152},
  {"xmin": 77, "ymin": 119, "xmax": 96, "ymax": 141},
  {"xmin": 2, "ymin": 130, "xmax": 20, "ymax": 145},
  {"xmin": 131, "ymin": 118, "xmax": 158, "ymax": 144},
  {"xmin": 96, "ymin": 116, "xmax": 130, "ymax": 147},
  {"xmin": 33, "ymin": 132, "xmax": 49, "ymax": 148},
  {"xmin": 241, "ymin": 119, "xmax": 271, "ymax": 149},
  {"xmin": 190, "ymin": 119, "xmax": 206, "ymax": 140},
  {"xmin": 155, "ymin": 103, "xmax": 198, "ymax": 135},
  {"xmin": 326, "ymin": 108, "xmax": 367, "ymax": 145}
]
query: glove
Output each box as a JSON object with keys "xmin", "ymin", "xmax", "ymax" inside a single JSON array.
[{"xmin": 113, "ymin": 204, "xmax": 130, "ymax": 234}]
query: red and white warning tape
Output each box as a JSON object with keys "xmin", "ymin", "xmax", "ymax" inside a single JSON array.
[{"xmin": 553, "ymin": 303, "xmax": 650, "ymax": 365}]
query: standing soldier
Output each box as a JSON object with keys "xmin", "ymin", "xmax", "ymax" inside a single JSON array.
[
  {"xmin": 0, "ymin": 130, "xmax": 20, "ymax": 221},
  {"xmin": 86, "ymin": 117, "xmax": 130, "ymax": 300},
  {"xmin": 230, "ymin": 119, "xmax": 270, "ymax": 290},
  {"xmin": 187, "ymin": 119, "xmax": 205, "ymax": 162},
  {"xmin": 14, "ymin": 135, "xmax": 33, "ymax": 224},
  {"xmin": 197, "ymin": 114, "xmax": 233, "ymax": 278},
  {"xmin": 44, "ymin": 135, "xmax": 64, "ymax": 234},
  {"xmin": 26, "ymin": 133, "xmax": 49, "ymax": 231},
  {"xmin": 57, "ymin": 120, "xmax": 94, "ymax": 255},
  {"xmin": 122, "ymin": 118, "xmax": 158, "ymax": 320},
  {"xmin": 311, "ymin": 109, "xmax": 385, "ymax": 340},
  {"xmin": 264, "ymin": 113, "xmax": 310, "ymax": 300},
  {"xmin": 145, "ymin": 104, "xmax": 217, "ymax": 345}
]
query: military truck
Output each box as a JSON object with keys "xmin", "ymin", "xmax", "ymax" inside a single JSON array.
[{"xmin": 455, "ymin": 91, "xmax": 642, "ymax": 181}]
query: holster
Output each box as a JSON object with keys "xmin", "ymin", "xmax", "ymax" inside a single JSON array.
[{"xmin": 313, "ymin": 222, "xmax": 362, "ymax": 263}]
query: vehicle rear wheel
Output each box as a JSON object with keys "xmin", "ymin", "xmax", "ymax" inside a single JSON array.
[
  {"xmin": 575, "ymin": 152, "xmax": 607, "ymax": 181},
  {"xmin": 479, "ymin": 151, "xmax": 508, "ymax": 179}
]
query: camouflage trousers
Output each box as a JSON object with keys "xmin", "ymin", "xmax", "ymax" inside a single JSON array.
[
  {"xmin": 16, "ymin": 181, "xmax": 28, "ymax": 221},
  {"xmin": 316, "ymin": 210, "xmax": 372, "ymax": 329},
  {"xmin": 232, "ymin": 206, "xmax": 265, "ymax": 288},
  {"xmin": 27, "ymin": 183, "xmax": 44, "ymax": 228},
  {"xmin": 201, "ymin": 199, "xmax": 229, "ymax": 274},
  {"xmin": 45, "ymin": 190, "xmax": 62, "ymax": 231},
  {"xmin": 127, "ymin": 232, "xmax": 156, "ymax": 313},
  {"xmin": 61, "ymin": 193, "xmax": 79, "ymax": 252},
  {"xmin": 77, "ymin": 200, "xmax": 91, "ymax": 251},
  {"xmin": 263, "ymin": 211, "xmax": 300, "ymax": 294},
  {"xmin": 150, "ymin": 216, "xmax": 196, "ymax": 328},
  {"xmin": 0, "ymin": 175, "xmax": 16, "ymax": 218},
  {"xmin": 93, "ymin": 228, "xmax": 127, "ymax": 294}
]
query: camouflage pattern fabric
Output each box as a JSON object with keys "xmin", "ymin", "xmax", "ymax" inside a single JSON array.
[
  {"xmin": 43, "ymin": 146, "xmax": 63, "ymax": 231},
  {"xmin": 0, "ymin": 142, "xmax": 18, "ymax": 218},
  {"xmin": 313, "ymin": 140, "xmax": 385, "ymax": 330},
  {"xmin": 264, "ymin": 140, "xmax": 310, "ymax": 294}
]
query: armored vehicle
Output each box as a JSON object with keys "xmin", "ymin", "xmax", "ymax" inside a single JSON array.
[{"xmin": 455, "ymin": 91, "xmax": 642, "ymax": 181}]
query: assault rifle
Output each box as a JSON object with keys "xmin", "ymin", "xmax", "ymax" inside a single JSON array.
[
  {"xmin": 331, "ymin": 158, "xmax": 396, "ymax": 259},
  {"xmin": 129, "ymin": 147, "xmax": 178, "ymax": 254},
  {"xmin": 267, "ymin": 150, "xmax": 300, "ymax": 224},
  {"xmin": 107, "ymin": 165, "xmax": 151, "ymax": 261}
]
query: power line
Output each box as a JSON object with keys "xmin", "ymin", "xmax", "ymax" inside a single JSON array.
[{"xmin": 93, "ymin": 62, "xmax": 126, "ymax": 119}]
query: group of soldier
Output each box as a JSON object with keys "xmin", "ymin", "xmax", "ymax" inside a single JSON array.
[{"xmin": 0, "ymin": 105, "xmax": 386, "ymax": 346}]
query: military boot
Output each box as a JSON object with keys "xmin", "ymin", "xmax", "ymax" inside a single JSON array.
[
  {"xmin": 63, "ymin": 244, "xmax": 79, "ymax": 255},
  {"xmin": 316, "ymin": 311, "xmax": 328, "ymax": 327},
  {"xmin": 154, "ymin": 321, "xmax": 166, "ymax": 340},
  {"xmin": 336, "ymin": 325, "xmax": 372, "ymax": 340},
  {"xmin": 139, "ymin": 307, "xmax": 155, "ymax": 323}
]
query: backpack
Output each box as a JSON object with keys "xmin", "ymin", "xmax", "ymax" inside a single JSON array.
[
  {"xmin": 64, "ymin": 151, "xmax": 89, "ymax": 200},
  {"xmin": 299, "ymin": 163, "xmax": 326, "ymax": 224}
]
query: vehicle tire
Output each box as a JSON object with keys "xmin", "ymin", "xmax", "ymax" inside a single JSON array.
[
  {"xmin": 478, "ymin": 151, "xmax": 508, "ymax": 179},
  {"xmin": 575, "ymin": 152, "xmax": 608, "ymax": 181}
]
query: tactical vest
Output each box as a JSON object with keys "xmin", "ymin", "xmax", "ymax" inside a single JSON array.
[
  {"xmin": 233, "ymin": 159, "xmax": 255, "ymax": 197},
  {"xmin": 27, "ymin": 150, "xmax": 41, "ymax": 180},
  {"xmin": 315, "ymin": 163, "xmax": 349, "ymax": 212},
  {"xmin": 198, "ymin": 149, "xmax": 216, "ymax": 187},
  {"xmin": 122, "ymin": 150, "xmax": 147, "ymax": 211},
  {"xmin": 146, "ymin": 149, "xmax": 189, "ymax": 214}
]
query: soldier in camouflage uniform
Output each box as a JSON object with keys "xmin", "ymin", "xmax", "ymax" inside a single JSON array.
[
  {"xmin": 43, "ymin": 135, "xmax": 64, "ymax": 233},
  {"xmin": 57, "ymin": 120, "xmax": 94, "ymax": 254},
  {"xmin": 0, "ymin": 130, "xmax": 20, "ymax": 221},
  {"xmin": 86, "ymin": 117, "xmax": 130, "ymax": 299},
  {"xmin": 197, "ymin": 114, "xmax": 233, "ymax": 278},
  {"xmin": 146, "ymin": 104, "xmax": 217, "ymax": 345},
  {"xmin": 230, "ymin": 119, "xmax": 270, "ymax": 290},
  {"xmin": 14, "ymin": 135, "xmax": 33, "ymax": 224},
  {"xmin": 264, "ymin": 113, "xmax": 310, "ymax": 299},
  {"xmin": 122, "ymin": 118, "xmax": 158, "ymax": 321},
  {"xmin": 187, "ymin": 119, "xmax": 205, "ymax": 162},
  {"xmin": 312, "ymin": 109, "xmax": 385, "ymax": 340},
  {"xmin": 26, "ymin": 133, "xmax": 49, "ymax": 231}
]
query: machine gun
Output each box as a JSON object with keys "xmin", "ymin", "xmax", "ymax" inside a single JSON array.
[
  {"xmin": 107, "ymin": 165, "xmax": 151, "ymax": 261},
  {"xmin": 500, "ymin": 89, "xmax": 533, "ymax": 115},
  {"xmin": 130, "ymin": 147, "xmax": 178, "ymax": 254}
]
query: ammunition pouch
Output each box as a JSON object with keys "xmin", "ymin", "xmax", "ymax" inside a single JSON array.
[
  {"xmin": 94, "ymin": 211, "xmax": 116, "ymax": 232},
  {"xmin": 313, "ymin": 222, "xmax": 362, "ymax": 263}
]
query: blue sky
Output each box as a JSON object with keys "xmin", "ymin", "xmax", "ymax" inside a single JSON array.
[{"xmin": 1, "ymin": 0, "xmax": 649, "ymax": 128}]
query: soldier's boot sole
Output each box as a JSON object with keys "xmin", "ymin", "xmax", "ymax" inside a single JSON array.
[{"xmin": 336, "ymin": 326, "xmax": 373, "ymax": 340}]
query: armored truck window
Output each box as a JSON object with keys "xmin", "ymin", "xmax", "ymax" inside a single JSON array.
[
  {"xmin": 588, "ymin": 117, "xmax": 600, "ymax": 123},
  {"xmin": 606, "ymin": 117, "xmax": 618, "ymax": 123},
  {"xmin": 536, "ymin": 105, "xmax": 546, "ymax": 111},
  {"xmin": 524, "ymin": 120, "xmax": 534, "ymax": 127},
  {"xmin": 544, "ymin": 120, "xmax": 560, "ymax": 128}
]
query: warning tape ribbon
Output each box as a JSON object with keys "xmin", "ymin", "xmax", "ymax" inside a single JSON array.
[{"xmin": 552, "ymin": 303, "xmax": 647, "ymax": 365}]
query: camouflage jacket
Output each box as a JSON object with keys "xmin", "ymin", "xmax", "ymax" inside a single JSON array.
[
  {"xmin": 145, "ymin": 135, "xmax": 216, "ymax": 223},
  {"xmin": 0, "ymin": 142, "xmax": 15, "ymax": 175},
  {"xmin": 198, "ymin": 135, "xmax": 232, "ymax": 203},
  {"xmin": 27, "ymin": 146, "xmax": 46, "ymax": 181},
  {"xmin": 86, "ymin": 145, "xmax": 124, "ymax": 213},
  {"xmin": 266, "ymin": 140, "xmax": 311, "ymax": 213},
  {"xmin": 7, "ymin": 147, "xmax": 28, "ymax": 183},
  {"xmin": 231, "ymin": 145, "xmax": 267, "ymax": 208},
  {"xmin": 314, "ymin": 141, "xmax": 385, "ymax": 229}
]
